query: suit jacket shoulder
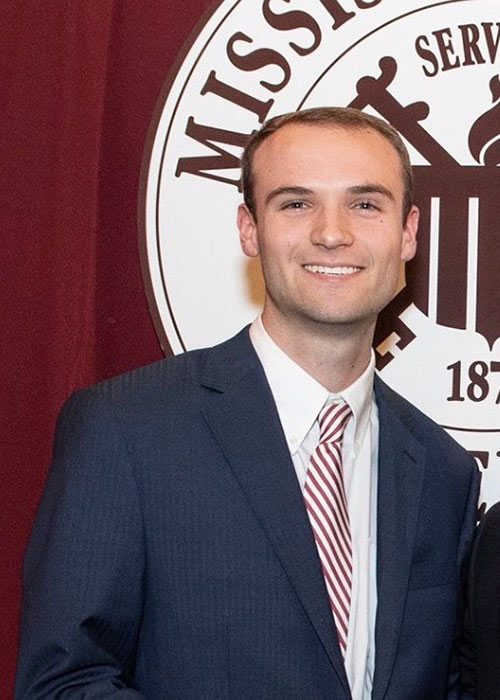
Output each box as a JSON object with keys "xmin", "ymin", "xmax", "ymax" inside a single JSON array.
[
  {"xmin": 375, "ymin": 375, "xmax": 478, "ymax": 478},
  {"xmin": 69, "ymin": 325, "xmax": 255, "ymax": 413}
]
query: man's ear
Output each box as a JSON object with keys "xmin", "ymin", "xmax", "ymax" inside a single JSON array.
[
  {"xmin": 401, "ymin": 205, "xmax": 419, "ymax": 262},
  {"xmin": 237, "ymin": 203, "xmax": 259, "ymax": 258}
]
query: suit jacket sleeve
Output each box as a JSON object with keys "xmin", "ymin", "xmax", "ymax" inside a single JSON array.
[
  {"xmin": 457, "ymin": 501, "xmax": 500, "ymax": 699},
  {"xmin": 446, "ymin": 457, "xmax": 481, "ymax": 700},
  {"xmin": 16, "ymin": 390, "xmax": 147, "ymax": 698}
]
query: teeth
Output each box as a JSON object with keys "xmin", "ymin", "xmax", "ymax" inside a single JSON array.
[{"xmin": 304, "ymin": 264, "xmax": 361, "ymax": 275}]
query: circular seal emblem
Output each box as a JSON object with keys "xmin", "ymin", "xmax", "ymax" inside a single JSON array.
[{"xmin": 140, "ymin": 0, "xmax": 500, "ymax": 506}]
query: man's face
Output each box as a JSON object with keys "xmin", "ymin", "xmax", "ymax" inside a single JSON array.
[{"xmin": 237, "ymin": 123, "xmax": 418, "ymax": 335}]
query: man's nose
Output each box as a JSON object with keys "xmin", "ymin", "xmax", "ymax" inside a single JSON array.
[{"xmin": 310, "ymin": 206, "xmax": 354, "ymax": 248}]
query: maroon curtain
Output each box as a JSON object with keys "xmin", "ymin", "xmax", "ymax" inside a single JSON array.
[{"xmin": 1, "ymin": 1, "xmax": 213, "ymax": 695}]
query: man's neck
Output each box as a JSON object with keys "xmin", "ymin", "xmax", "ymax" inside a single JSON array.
[{"xmin": 260, "ymin": 311, "xmax": 375, "ymax": 393}]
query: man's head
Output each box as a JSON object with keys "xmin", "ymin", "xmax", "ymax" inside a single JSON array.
[
  {"xmin": 241, "ymin": 107, "xmax": 414, "ymax": 225},
  {"xmin": 237, "ymin": 107, "xmax": 419, "ymax": 340}
]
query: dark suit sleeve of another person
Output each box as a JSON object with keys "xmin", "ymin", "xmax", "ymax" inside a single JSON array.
[
  {"xmin": 459, "ymin": 502, "xmax": 500, "ymax": 699},
  {"xmin": 16, "ymin": 389, "xmax": 146, "ymax": 698},
  {"xmin": 445, "ymin": 457, "xmax": 480, "ymax": 700}
]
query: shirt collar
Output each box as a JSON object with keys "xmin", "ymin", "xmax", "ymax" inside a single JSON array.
[{"xmin": 249, "ymin": 316, "xmax": 374, "ymax": 455}]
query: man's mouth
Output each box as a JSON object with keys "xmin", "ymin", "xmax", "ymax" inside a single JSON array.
[{"xmin": 303, "ymin": 264, "xmax": 362, "ymax": 275}]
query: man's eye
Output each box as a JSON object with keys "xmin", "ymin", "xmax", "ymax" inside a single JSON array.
[
  {"xmin": 282, "ymin": 200, "xmax": 307, "ymax": 210},
  {"xmin": 356, "ymin": 201, "xmax": 378, "ymax": 211}
]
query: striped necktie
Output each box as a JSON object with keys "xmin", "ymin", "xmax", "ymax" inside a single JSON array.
[{"xmin": 304, "ymin": 402, "xmax": 353, "ymax": 656}]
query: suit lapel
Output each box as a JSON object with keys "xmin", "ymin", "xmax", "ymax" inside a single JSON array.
[
  {"xmin": 372, "ymin": 379, "xmax": 425, "ymax": 700},
  {"xmin": 199, "ymin": 329, "xmax": 351, "ymax": 697}
]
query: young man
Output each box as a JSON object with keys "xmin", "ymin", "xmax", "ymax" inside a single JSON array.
[{"xmin": 16, "ymin": 108, "xmax": 479, "ymax": 699}]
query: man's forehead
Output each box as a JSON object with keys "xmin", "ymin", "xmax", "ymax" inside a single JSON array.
[
  {"xmin": 248, "ymin": 120, "xmax": 408, "ymax": 218},
  {"xmin": 260, "ymin": 120, "xmax": 376, "ymax": 143},
  {"xmin": 254, "ymin": 122, "xmax": 399, "ymax": 166},
  {"xmin": 252, "ymin": 122, "xmax": 401, "ymax": 178}
]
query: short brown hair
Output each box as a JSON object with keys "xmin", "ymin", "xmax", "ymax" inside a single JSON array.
[{"xmin": 241, "ymin": 107, "xmax": 413, "ymax": 224}]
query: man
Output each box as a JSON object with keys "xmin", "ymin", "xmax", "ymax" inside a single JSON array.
[{"xmin": 16, "ymin": 108, "xmax": 479, "ymax": 699}]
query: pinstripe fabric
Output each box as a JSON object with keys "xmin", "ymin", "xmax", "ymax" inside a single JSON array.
[{"xmin": 304, "ymin": 402, "xmax": 352, "ymax": 657}]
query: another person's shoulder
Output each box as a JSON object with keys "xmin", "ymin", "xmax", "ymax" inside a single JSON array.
[
  {"xmin": 469, "ymin": 501, "xmax": 500, "ymax": 647},
  {"xmin": 475, "ymin": 501, "xmax": 500, "ymax": 548}
]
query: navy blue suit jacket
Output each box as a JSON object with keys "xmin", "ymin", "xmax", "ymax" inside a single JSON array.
[{"xmin": 16, "ymin": 328, "xmax": 479, "ymax": 699}]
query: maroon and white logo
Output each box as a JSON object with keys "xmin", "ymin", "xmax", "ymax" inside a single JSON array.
[{"xmin": 140, "ymin": 0, "xmax": 500, "ymax": 506}]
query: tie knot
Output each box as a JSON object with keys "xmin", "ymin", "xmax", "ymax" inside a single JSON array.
[{"xmin": 318, "ymin": 402, "xmax": 352, "ymax": 444}]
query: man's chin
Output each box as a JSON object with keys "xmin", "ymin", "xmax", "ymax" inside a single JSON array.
[{"xmin": 286, "ymin": 306, "xmax": 379, "ymax": 334}]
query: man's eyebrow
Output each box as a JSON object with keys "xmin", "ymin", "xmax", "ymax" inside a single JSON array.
[
  {"xmin": 347, "ymin": 184, "xmax": 395, "ymax": 201},
  {"xmin": 265, "ymin": 186, "xmax": 313, "ymax": 205}
]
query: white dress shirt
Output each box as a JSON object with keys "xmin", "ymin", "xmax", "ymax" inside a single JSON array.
[{"xmin": 250, "ymin": 317, "xmax": 378, "ymax": 700}]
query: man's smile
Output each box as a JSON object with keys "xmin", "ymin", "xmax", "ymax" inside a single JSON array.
[{"xmin": 303, "ymin": 264, "xmax": 363, "ymax": 276}]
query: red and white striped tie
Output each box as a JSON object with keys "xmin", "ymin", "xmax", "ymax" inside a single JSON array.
[{"xmin": 304, "ymin": 402, "xmax": 353, "ymax": 656}]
